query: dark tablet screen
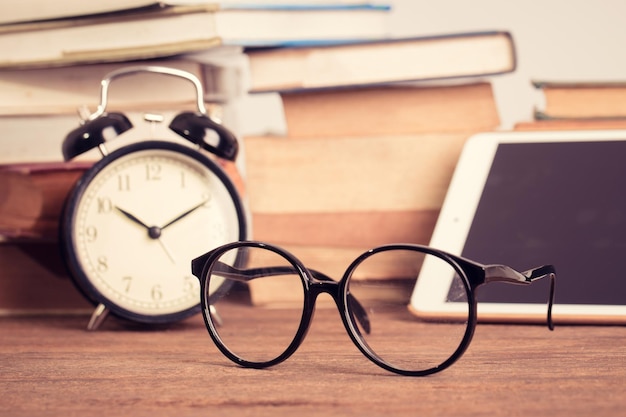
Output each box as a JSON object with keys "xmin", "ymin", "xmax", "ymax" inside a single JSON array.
[{"xmin": 459, "ymin": 140, "xmax": 626, "ymax": 305}]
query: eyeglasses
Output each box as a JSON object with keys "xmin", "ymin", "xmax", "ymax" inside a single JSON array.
[{"xmin": 191, "ymin": 241, "xmax": 556, "ymax": 376}]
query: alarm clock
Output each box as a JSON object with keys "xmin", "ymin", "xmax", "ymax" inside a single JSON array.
[{"xmin": 59, "ymin": 66, "xmax": 247, "ymax": 330}]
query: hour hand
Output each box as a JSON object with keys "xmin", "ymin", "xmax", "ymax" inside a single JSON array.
[
  {"xmin": 115, "ymin": 205, "xmax": 176, "ymax": 262},
  {"xmin": 115, "ymin": 206, "xmax": 150, "ymax": 230}
]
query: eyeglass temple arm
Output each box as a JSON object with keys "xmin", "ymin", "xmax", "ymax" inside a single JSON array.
[
  {"xmin": 484, "ymin": 264, "xmax": 556, "ymax": 330},
  {"xmin": 201, "ymin": 261, "xmax": 371, "ymax": 334},
  {"xmin": 200, "ymin": 262, "xmax": 302, "ymax": 281}
]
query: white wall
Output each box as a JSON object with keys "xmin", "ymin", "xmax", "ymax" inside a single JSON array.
[{"xmin": 386, "ymin": 0, "xmax": 626, "ymax": 127}]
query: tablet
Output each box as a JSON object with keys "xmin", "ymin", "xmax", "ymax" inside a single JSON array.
[{"xmin": 411, "ymin": 129, "xmax": 626, "ymax": 324}]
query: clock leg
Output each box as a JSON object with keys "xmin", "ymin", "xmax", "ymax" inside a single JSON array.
[{"xmin": 87, "ymin": 303, "xmax": 110, "ymax": 331}]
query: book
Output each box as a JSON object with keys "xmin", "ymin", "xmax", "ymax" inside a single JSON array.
[
  {"xmin": 0, "ymin": 164, "xmax": 91, "ymax": 315},
  {"xmin": 515, "ymin": 118, "xmax": 626, "ymax": 131},
  {"xmin": 251, "ymin": 210, "xmax": 437, "ymax": 248},
  {"xmin": 0, "ymin": 0, "xmax": 160, "ymax": 25},
  {"xmin": 0, "ymin": 1, "xmax": 379, "ymax": 25},
  {"xmin": 533, "ymin": 80, "xmax": 626, "ymax": 120},
  {"xmin": 279, "ymin": 82, "xmax": 499, "ymax": 137},
  {"xmin": 0, "ymin": 58, "xmax": 214, "ymax": 116},
  {"xmin": 0, "ymin": 162, "xmax": 89, "ymax": 241},
  {"xmin": 246, "ymin": 31, "xmax": 516, "ymax": 92},
  {"xmin": 0, "ymin": 109, "xmax": 216, "ymax": 164},
  {"xmin": 0, "ymin": 3, "xmax": 391, "ymax": 69},
  {"xmin": 243, "ymin": 133, "xmax": 474, "ymax": 215},
  {"xmin": 0, "ymin": 56, "xmax": 260, "ymax": 116},
  {"xmin": 0, "ymin": 158, "xmax": 245, "ymax": 241},
  {"xmin": 242, "ymin": 81, "xmax": 502, "ymax": 306},
  {"xmin": 0, "ymin": 50, "xmax": 254, "ymax": 164},
  {"xmin": 243, "ymin": 132, "xmax": 469, "ymax": 248}
]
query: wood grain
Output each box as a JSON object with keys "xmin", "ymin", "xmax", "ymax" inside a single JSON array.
[{"xmin": 1, "ymin": 311, "xmax": 624, "ymax": 416}]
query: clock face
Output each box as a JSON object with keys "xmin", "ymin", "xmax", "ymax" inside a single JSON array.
[{"xmin": 61, "ymin": 141, "xmax": 246, "ymax": 322}]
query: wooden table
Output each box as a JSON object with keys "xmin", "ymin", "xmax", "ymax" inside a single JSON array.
[{"xmin": 1, "ymin": 310, "xmax": 624, "ymax": 416}]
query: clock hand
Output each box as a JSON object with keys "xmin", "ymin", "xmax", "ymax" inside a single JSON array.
[
  {"xmin": 115, "ymin": 206, "xmax": 151, "ymax": 230},
  {"xmin": 115, "ymin": 205, "xmax": 165, "ymax": 239},
  {"xmin": 157, "ymin": 238, "xmax": 177, "ymax": 264},
  {"xmin": 150, "ymin": 198, "xmax": 210, "ymax": 263},
  {"xmin": 115, "ymin": 205, "xmax": 177, "ymax": 262},
  {"xmin": 160, "ymin": 198, "xmax": 210, "ymax": 230}
]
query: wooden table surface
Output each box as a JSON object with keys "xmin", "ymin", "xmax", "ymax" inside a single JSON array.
[{"xmin": 1, "ymin": 309, "xmax": 625, "ymax": 417}]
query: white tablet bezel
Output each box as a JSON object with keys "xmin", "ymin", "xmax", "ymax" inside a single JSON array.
[{"xmin": 410, "ymin": 129, "xmax": 626, "ymax": 324}]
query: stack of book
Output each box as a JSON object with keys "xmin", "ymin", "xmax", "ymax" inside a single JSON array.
[
  {"xmin": 0, "ymin": 1, "xmax": 519, "ymax": 312},
  {"xmin": 0, "ymin": 1, "xmax": 392, "ymax": 315},
  {"xmin": 0, "ymin": 1, "xmax": 391, "ymax": 69},
  {"xmin": 515, "ymin": 80, "xmax": 626, "ymax": 131},
  {"xmin": 241, "ymin": 32, "xmax": 516, "ymax": 306}
]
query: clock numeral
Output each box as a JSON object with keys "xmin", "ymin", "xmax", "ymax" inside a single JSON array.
[
  {"xmin": 180, "ymin": 171, "xmax": 186, "ymax": 188},
  {"xmin": 118, "ymin": 175, "xmax": 130, "ymax": 191},
  {"xmin": 97, "ymin": 197, "xmax": 113, "ymax": 213},
  {"xmin": 85, "ymin": 226, "xmax": 98, "ymax": 242},
  {"xmin": 151, "ymin": 285, "xmax": 163, "ymax": 301},
  {"xmin": 183, "ymin": 276, "xmax": 195, "ymax": 293},
  {"xmin": 146, "ymin": 164, "xmax": 162, "ymax": 181},
  {"xmin": 97, "ymin": 256, "xmax": 108, "ymax": 273},
  {"xmin": 122, "ymin": 276, "xmax": 132, "ymax": 293}
]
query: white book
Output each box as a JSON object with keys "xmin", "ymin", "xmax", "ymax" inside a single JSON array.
[{"xmin": 0, "ymin": 3, "xmax": 391, "ymax": 69}]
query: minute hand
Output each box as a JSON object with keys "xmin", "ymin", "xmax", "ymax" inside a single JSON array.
[{"xmin": 160, "ymin": 199, "xmax": 209, "ymax": 230}]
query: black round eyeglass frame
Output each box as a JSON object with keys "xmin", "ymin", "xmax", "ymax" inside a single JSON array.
[{"xmin": 191, "ymin": 240, "xmax": 556, "ymax": 377}]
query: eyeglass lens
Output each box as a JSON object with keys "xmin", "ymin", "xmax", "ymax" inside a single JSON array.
[
  {"xmin": 205, "ymin": 245, "xmax": 306, "ymax": 363},
  {"xmin": 346, "ymin": 248, "xmax": 471, "ymax": 373},
  {"xmin": 203, "ymin": 245, "xmax": 472, "ymax": 374}
]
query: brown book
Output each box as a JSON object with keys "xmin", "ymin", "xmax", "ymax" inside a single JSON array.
[
  {"xmin": 252, "ymin": 210, "xmax": 437, "ymax": 248},
  {"xmin": 0, "ymin": 159, "xmax": 244, "ymax": 241},
  {"xmin": 533, "ymin": 81, "xmax": 626, "ymax": 120},
  {"xmin": 244, "ymin": 133, "xmax": 472, "ymax": 215},
  {"xmin": 280, "ymin": 82, "xmax": 499, "ymax": 137},
  {"xmin": 0, "ymin": 162, "xmax": 89, "ymax": 241}
]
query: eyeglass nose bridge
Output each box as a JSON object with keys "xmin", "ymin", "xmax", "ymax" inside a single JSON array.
[
  {"xmin": 304, "ymin": 270, "xmax": 372, "ymax": 336},
  {"xmin": 306, "ymin": 270, "xmax": 343, "ymax": 304}
]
